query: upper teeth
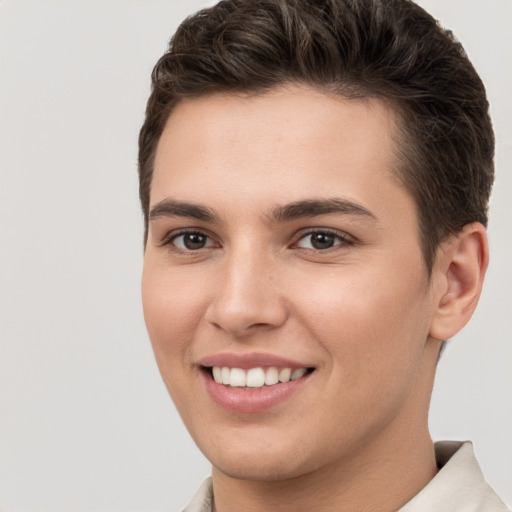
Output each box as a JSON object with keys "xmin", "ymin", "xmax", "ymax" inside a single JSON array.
[{"xmin": 212, "ymin": 367, "xmax": 307, "ymax": 388}]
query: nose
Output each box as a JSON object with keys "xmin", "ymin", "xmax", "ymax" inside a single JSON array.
[{"xmin": 204, "ymin": 248, "xmax": 288, "ymax": 338}]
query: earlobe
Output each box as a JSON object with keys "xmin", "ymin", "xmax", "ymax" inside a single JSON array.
[{"xmin": 429, "ymin": 223, "xmax": 489, "ymax": 341}]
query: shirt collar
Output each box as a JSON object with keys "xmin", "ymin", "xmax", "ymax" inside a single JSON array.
[{"xmin": 398, "ymin": 441, "xmax": 509, "ymax": 511}]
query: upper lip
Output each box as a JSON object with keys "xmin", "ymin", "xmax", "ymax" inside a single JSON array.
[{"xmin": 198, "ymin": 352, "xmax": 312, "ymax": 370}]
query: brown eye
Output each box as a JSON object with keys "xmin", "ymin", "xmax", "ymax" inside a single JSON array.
[
  {"xmin": 309, "ymin": 232, "xmax": 335, "ymax": 249},
  {"xmin": 172, "ymin": 232, "xmax": 213, "ymax": 250},
  {"xmin": 295, "ymin": 230, "xmax": 352, "ymax": 251}
]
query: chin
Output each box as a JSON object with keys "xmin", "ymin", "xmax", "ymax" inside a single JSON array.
[
  {"xmin": 212, "ymin": 455, "xmax": 312, "ymax": 482},
  {"xmin": 201, "ymin": 433, "xmax": 321, "ymax": 482}
]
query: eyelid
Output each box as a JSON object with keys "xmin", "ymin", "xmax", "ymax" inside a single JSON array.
[
  {"xmin": 159, "ymin": 228, "xmax": 220, "ymax": 251},
  {"xmin": 156, "ymin": 226, "xmax": 354, "ymax": 253},
  {"xmin": 291, "ymin": 228, "xmax": 355, "ymax": 250}
]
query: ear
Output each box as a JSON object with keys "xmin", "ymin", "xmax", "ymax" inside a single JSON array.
[{"xmin": 429, "ymin": 223, "xmax": 489, "ymax": 341}]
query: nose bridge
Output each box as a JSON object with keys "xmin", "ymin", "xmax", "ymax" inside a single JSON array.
[{"xmin": 206, "ymin": 239, "xmax": 286, "ymax": 335}]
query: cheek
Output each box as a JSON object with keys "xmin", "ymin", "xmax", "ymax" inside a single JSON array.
[
  {"xmin": 294, "ymin": 271, "xmax": 432, "ymax": 443},
  {"xmin": 293, "ymin": 264, "xmax": 431, "ymax": 379},
  {"xmin": 141, "ymin": 264, "xmax": 214, "ymax": 424},
  {"xmin": 141, "ymin": 263, "xmax": 205, "ymax": 371}
]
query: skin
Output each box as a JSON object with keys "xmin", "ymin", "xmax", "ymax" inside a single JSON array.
[{"xmin": 141, "ymin": 86, "xmax": 488, "ymax": 512}]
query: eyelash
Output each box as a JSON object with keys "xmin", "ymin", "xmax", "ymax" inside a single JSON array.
[
  {"xmin": 293, "ymin": 229, "xmax": 354, "ymax": 252},
  {"xmin": 160, "ymin": 230, "xmax": 217, "ymax": 253},
  {"xmin": 160, "ymin": 228, "xmax": 354, "ymax": 254}
]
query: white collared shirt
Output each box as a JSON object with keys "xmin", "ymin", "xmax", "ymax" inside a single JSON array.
[{"xmin": 182, "ymin": 441, "xmax": 510, "ymax": 512}]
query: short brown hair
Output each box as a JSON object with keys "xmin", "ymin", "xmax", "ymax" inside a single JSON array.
[{"xmin": 138, "ymin": 0, "xmax": 494, "ymax": 271}]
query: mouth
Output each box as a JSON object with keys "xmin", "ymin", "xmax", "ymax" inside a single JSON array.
[
  {"xmin": 204, "ymin": 366, "xmax": 315, "ymax": 388},
  {"xmin": 198, "ymin": 352, "xmax": 316, "ymax": 411}
]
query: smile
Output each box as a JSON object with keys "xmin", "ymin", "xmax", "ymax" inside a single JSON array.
[
  {"xmin": 199, "ymin": 354, "xmax": 315, "ymax": 412},
  {"xmin": 211, "ymin": 366, "xmax": 309, "ymax": 388}
]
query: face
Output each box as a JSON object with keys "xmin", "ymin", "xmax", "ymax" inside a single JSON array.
[{"xmin": 142, "ymin": 86, "xmax": 441, "ymax": 481}]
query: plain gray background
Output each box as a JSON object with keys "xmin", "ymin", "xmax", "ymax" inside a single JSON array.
[{"xmin": 0, "ymin": 0, "xmax": 510, "ymax": 510}]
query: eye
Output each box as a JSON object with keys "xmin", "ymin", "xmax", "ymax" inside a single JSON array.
[
  {"xmin": 294, "ymin": 230, "xmax": 352, "ymax": 251},
  {"xmin": 169, "ymin": 231, "xmax": 216, "ymax": 251}
]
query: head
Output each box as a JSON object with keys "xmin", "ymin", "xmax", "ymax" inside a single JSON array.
[
  {"xmin": 139, "ymin": 0, "xmax": 494, "ymax": 273},
  {"xmin": 138, "ymin": 0, "xmax": 493, "ymax": 491}
]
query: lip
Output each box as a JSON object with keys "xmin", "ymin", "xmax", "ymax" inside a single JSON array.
[
  {"xmin": 198, "ymin": 351, "xmax": 309, "ymax": 370},
  {"xmin": 198, "ymin": 352, "xmax": 314, "ymax": 413},
  {"xmin": 201, "ymin": 370, "xmax": 312, "ymax": 413}
]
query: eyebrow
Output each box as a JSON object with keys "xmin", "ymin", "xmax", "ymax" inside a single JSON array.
[
  {"xmin": 268, "ymin": 198, "xmax": 377, "ymax": 223},
  {"xmin": 149, "ymin": 199, "xmax": 221, "ymax": 223},
  {"xmin": 148, "ymin": 197, "xmax": 376, "ymax": 224}
]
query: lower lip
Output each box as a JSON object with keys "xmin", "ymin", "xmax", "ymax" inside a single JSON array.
[{"xmin": 202, "ymin": 371, "xmax": 311, "ymax": 413}]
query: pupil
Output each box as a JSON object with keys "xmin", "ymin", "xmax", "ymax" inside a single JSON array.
[
  {"xmin": 184, "ymin": 233, "xmax": 206, "ymax": 250},
  {"xmin": 311, "ymin": 233, "xmax": 334, "ymax": 249}
]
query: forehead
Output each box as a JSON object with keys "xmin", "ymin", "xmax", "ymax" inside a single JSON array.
[{"xmin": 151, "ymin": 85, "xmax": 408, "ymax": 219}]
